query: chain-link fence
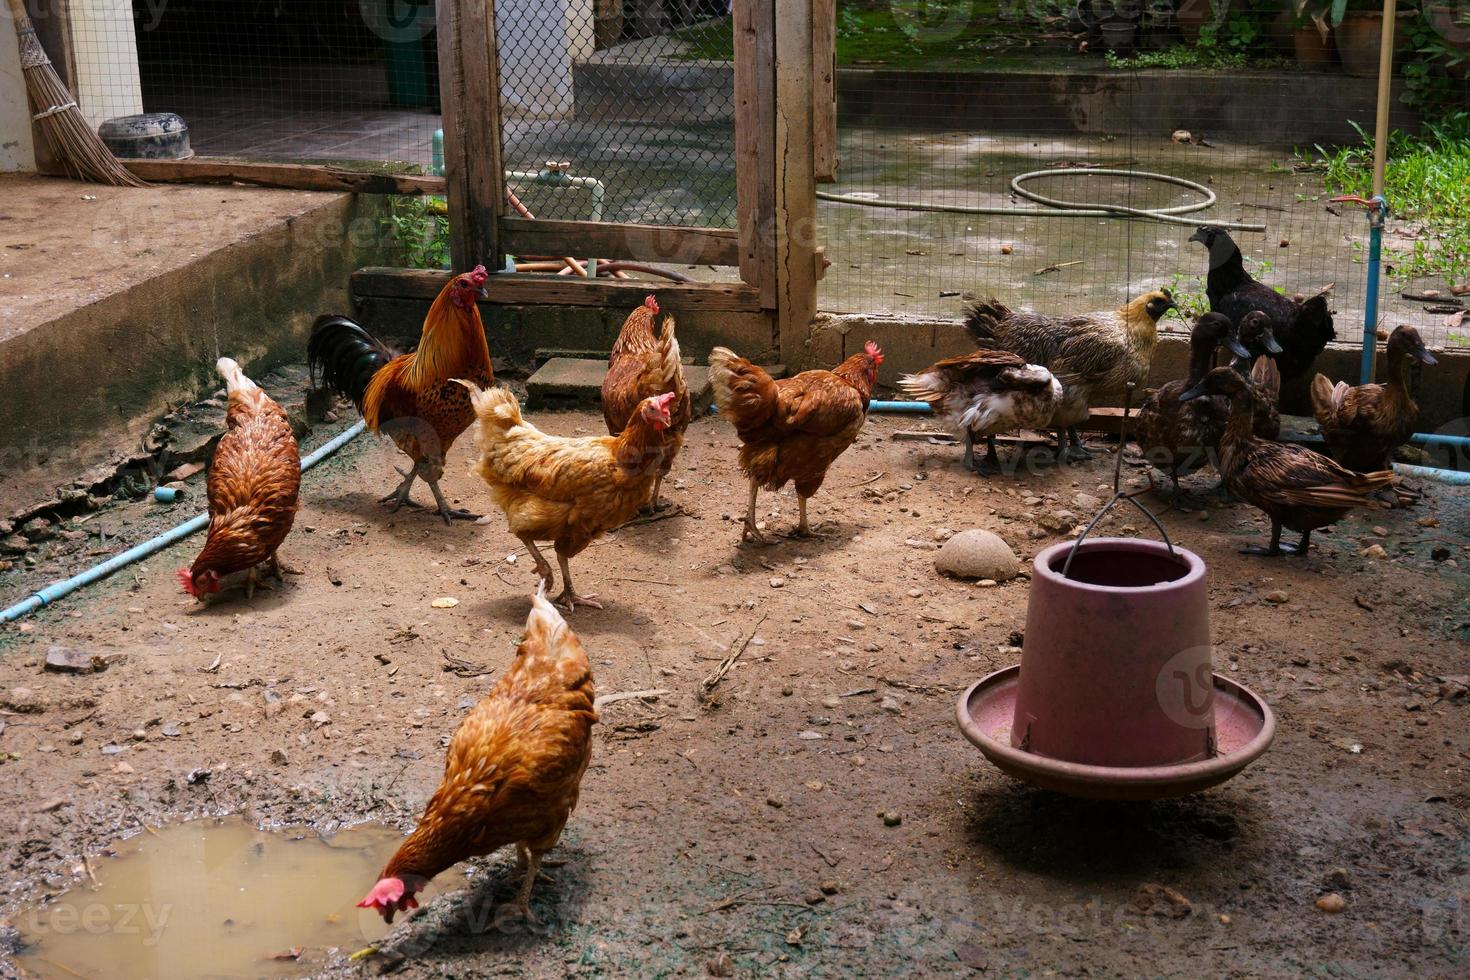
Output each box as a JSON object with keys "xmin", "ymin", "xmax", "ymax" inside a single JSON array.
[
  {"xmin": 815, "ymin": 0, "xmax": 1470, "ymax": 352},
  {"xmin": 494, "ymin": 0, "xmax": 737, "ymax": 229}
]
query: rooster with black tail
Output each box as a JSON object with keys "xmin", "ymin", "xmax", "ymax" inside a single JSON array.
[{"xmin": 308, "ymin": 266, "xmax": 493, "ymax": 523}]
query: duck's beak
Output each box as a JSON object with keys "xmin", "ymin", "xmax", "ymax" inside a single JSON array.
[
  {"xmin": 1226, "ymin": 336, "xmax": 1252, "ymax": 359},
  {"xmin": 1262, "ymin": 329, "xmax": 1283, "ymax": 354},
  {"xmin": 1188, "ymin": 228, "xmax": 1208, "ymax": 245},
  {"xmin": 1416, "ymin": 347, "xmax": 1438, "ymax": 366},
  {"xmin": 1178, "ymin": 381, "xmax": 1208, "ymax": 403}
]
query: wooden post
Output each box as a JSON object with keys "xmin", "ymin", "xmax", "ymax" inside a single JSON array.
[
  {"xmin": 734, "ymin": 0, "xmax": 776, "ymax": 310},
  {"xmin": 812, "ymin": 0, "xmax": 838, "ymax": 184},
  {"xmin": 773, "ymin": 0, "xmax": 818, "ymax": 367},
  {"xmin": 436, "ymin": 0, "xmax": 504, "ymax": 273}
]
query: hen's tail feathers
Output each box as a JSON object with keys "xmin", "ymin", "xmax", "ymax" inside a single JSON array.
[
  {"xmin": 215, "ymin": 357, "xmax": 259, "ymax": 394},
  {"xmin": 709, "ymin": 347, "xmax": 778, "ymax": 432},
  {"xmin": 1251, "ymin": 355, "xmax": 1282, "ymax": 407},
  {"xmin": 963, "ymin": 299, "xmax": 1012, "ymax": 348},
  {"xmin": 307, "ymin": 315, "xmax": 394, "ymax": 413},
  {"xmin": 1294, "ymin": 292, "xmax": 1336, "ymax": 343},
  {"xmin": 1309, "ymin": 372, "xmax": 1336, "ymax": 425},
  {"xmin": 662, "ymin": 316, "xmax": 684, "ymax": 391},
  {"xmin": 453, "ymin": 380, "xmax": 523, "ymax": 430},
  {"xmin": 896, "ymin": 371, "xmax": 946, "ymax": 405}
]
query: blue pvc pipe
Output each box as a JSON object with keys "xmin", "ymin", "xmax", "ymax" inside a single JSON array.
[
  {"xmin": 1410, "ymin": 432, "xmax": 1470, "ymax": 449},
  {"xmin": 868, "ymin": 400, "xmax": 933, "ymax": 413},
  {"xmin": 1396, "ymin": 462, "xmax": 1470, "ymax": 485},
  {"xmin": 0, "ymin": 421, "xmax": 367, "ymax": 624}
]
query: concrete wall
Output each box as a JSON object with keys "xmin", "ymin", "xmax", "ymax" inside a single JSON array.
[
  {"xmin": 1, "ymin": 6, "xmax": 36, "ymax": 172},
  {"xmin": 499, "ymin": 0, "xmax": 594, "ymax": 118},
  {"xmin": 68, "ymin": 0, "xmax": 143, "ymax": 128}
]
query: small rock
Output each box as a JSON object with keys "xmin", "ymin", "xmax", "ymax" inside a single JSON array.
[
  {"xmin": 2, "ymin": 686, "xmax": 46, "ymax": 713},
  {"xmin": 879, "ymin": 696, "xmax": 902, "ymax": 714},
  {"xmin": 934, "ymin": 529, "xmax": 1020, "ymax": 581},
  {"xmin": 310, "ymin": 710, "xmax": 331, "ymax": 727},
  {"xmin": 21, "ymin": 517, "xmax": 55, "ymax": 542},
  {"xmin": 0, "ymin": 534, "xmax": 31, "ymax": 554},
  {"xmin": 430, "ymin": 596, "xmax": 459, "ymax": 608},
  {"xmin": 1072, "ymin": 492, "xmax": 1103, "ymax": 512},
  {"xmin": 1132, "ymin": 883, "xmax": 1192, "ymax": 919},
  {"xmin": 881, "ymin": 810, "xmax": 902, "ymax": 827},
  {"xmin": 1431, "ymin": 546, "xmax": 1451, "ymax": 562},
  {"xmin": 933, "ymin": 527, "xmax": 955, "ymax": 542},
  {"xmin": 907, "ymin": 588, "xmax": 923, "ymax": 598},
  {"xmin": 766, "ymin": 796, "xmax": 783, "ymax": 809},
  {"xmin": 186, "ymin": 767, "xmax": 211, "ymax": 784},
  {"xmin": 781, "ymin": 686, "xmax": 794, "ymax": 697},
  {"xmin": 955, "ymin": 942, "xmax": 989, "ymax": 971},
  {"xmin": 804, "ymin": 889, "xmax": 825, "ymax": 905},
  {"xmin": 1360, "ymin": 544, "xmax": 1388, "ymax": 560},
  {"xmin": 101, "ymin": 744, "xmax": 124, "ymax": 755},
  {"xmin": 270, "ymin": 749, "xmax": 289, "ymax": 765},
  {"xmin": 768, "ymin": 576, "xmax": 786, "ymax": 589},
  {"xmin": 905, "ymin": 538, "xmax": 938, "ymax": 550},
  {"xmin": 161, "ymin": 722, "xmax": 181, "ymax": 737},
  {"xmin": 1316, "ymin": 892, "xmax": 1346, "ymax": 914},
  {"xmin": 820, "ymin": 879, "xmax": 840, "ymax": 895},
  {"xmin": 999, "ymin": 244, "xmax": 1013, "ymax": 255},
  {"xmin": 1038, "ymin": 510, "xmax": 1077, "ymax": 534},
  {"xmin": 706, "ymin": 952, "xmax": 735, "ymax": 977},
  {"xmin": 977, "ymin": 578, "xmax": 997, "ymax": 588},
  {"xmin": 1264, "ymin": 590, "xmax": 1289, "ymax": 604},
  {"xmin": 796, "ymin": 730, "xmax": 824, "ymax": 740},
  {"xmin": 44, "ymin": 647, "xmax": 124, "ymax": 675},
  {"xmin": 113, "ymin": 761, "xmax": 135, "ymax": 775},
  {"xmin": 1371, "ymin": 526, "xmax": 1388, "ymax": 537},
  {"xmin": 1322, "ymin": 868, "xmax": 1352, "ymax": 891}
]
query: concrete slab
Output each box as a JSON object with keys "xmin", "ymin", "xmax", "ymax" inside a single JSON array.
[
  {"xmin": 525, "ymin": 357, "xmax": 714, "ymax": 416},
  {"xmin": 0, "ymin": 174, "xmax": 396, "ymax": 508}
]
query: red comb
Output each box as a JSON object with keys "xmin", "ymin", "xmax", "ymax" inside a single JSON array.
[
  {"xmin": 655, "ymin": 391, "xmax": 677, "ymax": 408},
  {"xmin": 467, "ymin": 265, "xmax": 488, "ymax": 284},
  {"xmin": 644, "ymin": 295, "xmax": 659, "ymax": 313},
  {"xmin": 864, "ymin": 340, "xmax": 884, "ymax": 365}
]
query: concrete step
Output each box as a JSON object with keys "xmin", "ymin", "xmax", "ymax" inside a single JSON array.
[{"xmin": 525, "ymin": 357, "xmax": 715, "ymax": 415}]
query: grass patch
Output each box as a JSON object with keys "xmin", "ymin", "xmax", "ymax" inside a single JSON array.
[
  {"xmin": 384, "ymin": 196, "xmax": 450, "ymax": 270},
  {"xmin": 1304, "ymin": 117, "xmax": 1470, "ymax": 286}
]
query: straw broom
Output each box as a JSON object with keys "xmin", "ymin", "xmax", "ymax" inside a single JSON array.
[{"xmin": 4, "ymin": 0, "xmax": 145, "ymax": 187}]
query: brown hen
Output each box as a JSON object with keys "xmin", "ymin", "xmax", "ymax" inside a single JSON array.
[
  {"xmin": 358, "ymin": 584, "xmax": 596, "ymax": 926},
  {"xmin": 710, "ymin": 341, "xmax": 883, "ymax": 542},
  {"xmin": 601, "ymin": 295, "xmax": 692, "ymax": 511},
  {"xmin": 178, "ymin": 358, "xmax": 300, "ymax": 601}
]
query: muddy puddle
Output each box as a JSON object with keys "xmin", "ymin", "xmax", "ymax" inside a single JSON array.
[{"xmin": 14, "ymin": 817, "xmax": 462, "ymax": 979}]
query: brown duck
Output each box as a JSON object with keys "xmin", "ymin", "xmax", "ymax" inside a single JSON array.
[
  {"xmin": 1232, "ymin": 310, "xmax": 1282, "ymax": 441},
  {"xmin": 1311, "ymin": 324, "xmax": 1437, "ymax": 474},
  {"xmin": 1133, "ymin": 313, "xmax": 1250, "ymax": 493},
  {"xmin": 1181, "ymin": 367, "xmax": 1393, "ymax": 556}
]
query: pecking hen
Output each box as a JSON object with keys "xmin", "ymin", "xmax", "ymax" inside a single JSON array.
[
  {"xmin": 601, "ymin": 295, "xmax": 692, "ymax": 512},
  {"xmin": 178, "ymin": 358, "xmax": 300, "ymax": 601},
  {"xmin": 1189, "ymin": 225, "xmax": 1335, "ymax": 382},
  {"xmin": 308, "ymin": 266, "xmax": 493, "ymax": 523},
  {"xmin": 457, "ymin": 382, "xmax": 677, "ymax": 611},
  {"xmin": 965, "ymin": 290, "xmax": 1177, "ymax": 462},
  {"xmin": 358, "ymin": 583, "xmax": 597, "ymax": 926},
  {"xmin": 898, "ymin": 350, "xmax": 1060, "ymax": 476},
  {"xmin": 710, "ymin": 341, "xmax": 883, "ymax": 542}
]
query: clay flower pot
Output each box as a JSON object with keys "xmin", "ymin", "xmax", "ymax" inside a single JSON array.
[
  {"xmin": 1336, "ymin": 12, "xmax": 1414, "ymax": 77},
  {"xmin": 957, "ymin": 538, "xmax": 1274, "ymax": 799}
]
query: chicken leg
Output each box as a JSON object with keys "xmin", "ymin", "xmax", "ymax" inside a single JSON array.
[
  {"xmin": 1242, "ymin": 522, "xmax": 1310, "ymax": 557},
  {"xmin": 555, "ymin": 552, "xmax": 602, "ymax": 612},
  {"xmin": 503, "ymin": 843, "xmax": 545, "ymax": 927},
  {"xmin": 964, "ymin": 431, "xmax": 1003, "ymax": 477},
  {"xmin": 518, "ymin": 536, "xmax": 555, "ymax": 591},
  {"xmin": 794, "ymin": 496, "xmax": 827, "ymax": 538},
  {"xmin": 380, "ymin": 462, "xmax": 421, "ymax": 511},
  {"xmin": 1060, "ymin": 427, "xmax": 1096, "ymax": 463},
  {"xmin": 427, "ymin": 478, "xmax": 480, "ymax": 524},
  {"xmin": 740, "ymin": 479, "xmax": 769, "ymax": 544}
]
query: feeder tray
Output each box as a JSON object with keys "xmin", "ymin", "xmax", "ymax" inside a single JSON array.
[
  {"xmin": 953, "ymin": 384, "xmax": 1275, "ymax": 800},
  {"xmin": 956, "ymin": 665, "xmax": 1275, "ymax": 800}
]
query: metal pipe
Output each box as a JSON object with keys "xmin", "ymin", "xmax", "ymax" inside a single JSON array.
[
  {"xmin": 0, "ymin": 421, "xmax": 368, "ymax": 624},
  {"xmin": 1410, "ymin": 432, "xmax": 1470, "ymax": 448}
]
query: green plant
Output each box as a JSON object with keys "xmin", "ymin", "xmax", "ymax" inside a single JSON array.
[
  {"xmin": 384, "ymin": 196, "xmax": 450, "ymax": 270},
  {"xmin": 1167, "ymin": 271, "xmax": 1211, "ymax": 318},
  {"xmin": 1305, "ymin": 120, "xmax": 1470, "ymax": 285}
]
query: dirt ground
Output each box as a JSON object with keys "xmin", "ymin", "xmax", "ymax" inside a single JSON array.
[{"xmin": 1, "ymin": 398, "xmax": 1468, "ymax": 978}]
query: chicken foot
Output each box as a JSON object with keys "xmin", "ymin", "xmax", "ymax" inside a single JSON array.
[
  {"xmin": 518, "ymin": 536, "xmax": 556, "ymax": 591},
  {"xmin": 555, "ymin": 553, "xmax": 602, "ymax": 612},
  {"xmin": 380, "ymin": 463, "xmax": 423, "ymax": 511},
  {"xmin": 1242, "ymin": 522, "xmax": 1310, "ymax": 557},
  {"xmin": 502, "ymin": 843, "xmax": 546, "ymax": 926},
  {"xmin": 426, "ymin": 478, "xmax": 480, "ymax": 524},
  {"xmin": 642, "ymin": 473, "xmax": 673, "ymax": 515},
  {"xmin": 1058, "ymin": 427, "xmax": 1096, "ymax": 463},
  {"xmin": 793, "ymin": 496, "xmax": 828, "ymax": 538}
]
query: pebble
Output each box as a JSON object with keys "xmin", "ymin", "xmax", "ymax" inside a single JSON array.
[
  {"xmin": 820, "ymin": 879, "xmax": 840, "ymax": 895},
  {"xmin": 113, "ymin": 762, "xmax": 135, "ymax": 775},
  {"xmin": 1316, "ymin": 893, "xmax": 1346, "ymax": 913},
  {"xmin": 1371, "ymin": 526, "xmax": 1388, "ymax": 537},
  {"xmin": 769, "ymin": 577, "xmax": 786, "ymax": 589},
  {"xmin": 1038, "ymin": 510, "xmax": 1077, "ymax": 534},
  {"xmin": 1264, "ymin": 590, "xmax": 1289, "ymax": 604},
  {"xmin": 881, "ymin": 810, "xmax": 903, "ymax": 827},
  {"xmin": 804, "ymin": 889, "xmax": 826, "ymax": 905},
  {"xmin": 796, "ymin": 730, "xmax": 824, "ymax": 740},
  {"xmin": 1360, "ymin": 544, "xmax": 1388, "ymax": 560},
  {"xmin": 2, "ymin": 686, "xmax": 45, "ymax": 713},
  {"xmin": 1322, "ymin": 867, "xmax": 1352, "ymax": 891},
  {"xmin": 766, "ymin": 796, "xmax": 783, "ymax": 809},
  {"xmin": 907, "ymin": 588, "xmax": 924, "ymax": 598},
  {"xmin": 270, "ymin": 749, "xmax": 289, "ymax": 765},
  {"xmin": 880, "ymin": 696, "xmax": 901, "ymax": 714}
]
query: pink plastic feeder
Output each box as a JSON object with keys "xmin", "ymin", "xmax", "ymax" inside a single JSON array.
[{"xmin": 956, "ymin": 537, "xmax": 1275, "ymax": 800}]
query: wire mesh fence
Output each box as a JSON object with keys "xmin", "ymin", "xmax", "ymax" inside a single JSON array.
[
  {"xmin": 494, "ymin": 0, "xmax": 738, "ymax": 229},
  {"xmin": 815, "ymin": 0, "xmax": 1470, "ymax": 352}
]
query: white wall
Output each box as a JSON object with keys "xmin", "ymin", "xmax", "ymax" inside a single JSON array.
[
  {"xmin": 499, "ymin": 0, "xmax": 594, "ymax": 118},
  {"xmin": 1, "ymin": 6, "xmax": 37, "ymax": 172},
  {"xmin": 69, "ymin": 0, "xmax": 142, "ymax": 128}
]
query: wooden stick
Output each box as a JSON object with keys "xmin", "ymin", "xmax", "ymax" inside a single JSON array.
[
  {"xmin": 593, "ymin": 689, "xmax": 671, "ymax": 712},
  {"xmin": 700, "ymin": 614, "xmax": 769, "ymax": 699}
]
